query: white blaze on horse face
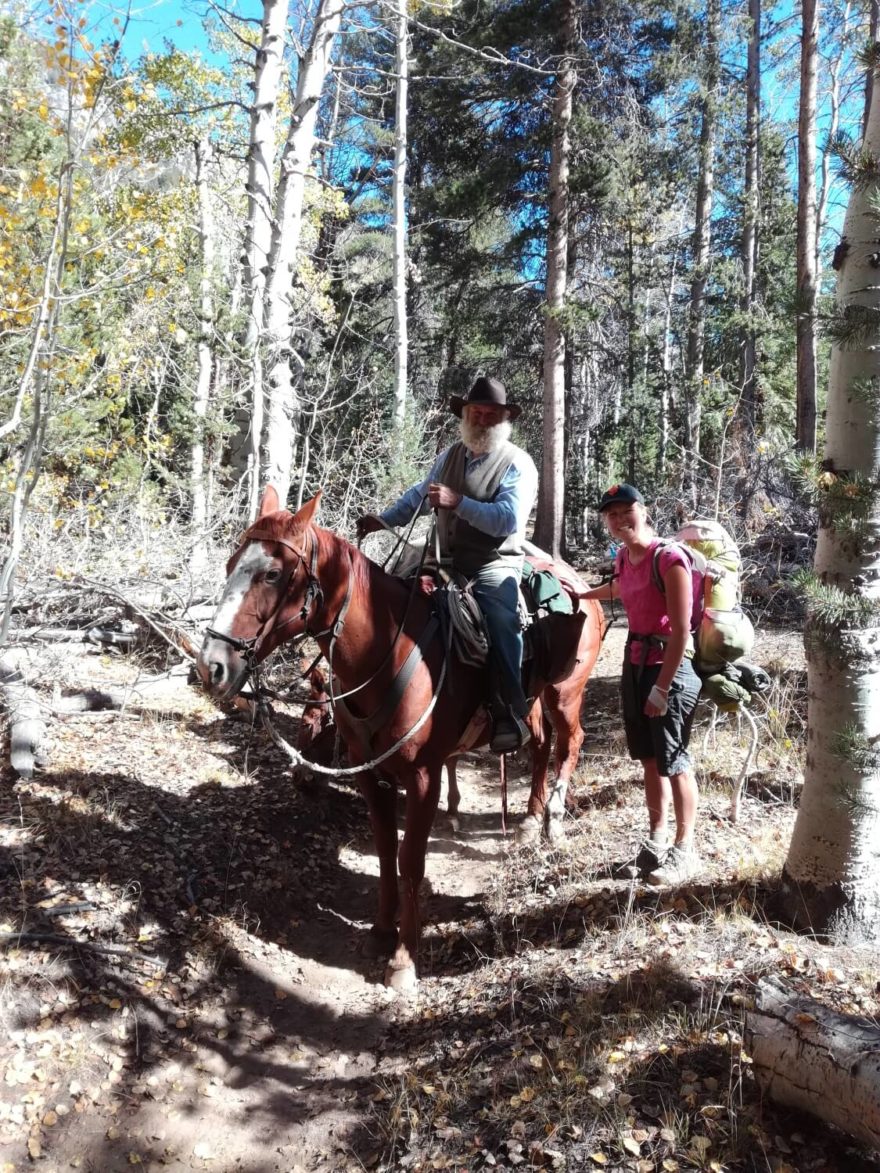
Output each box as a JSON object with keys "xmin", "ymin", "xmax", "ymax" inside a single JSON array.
[{"xmin": 210, "ymin": 542, "xmax": 276, "ymax": 638}]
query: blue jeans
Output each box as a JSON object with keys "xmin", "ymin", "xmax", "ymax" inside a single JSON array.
[{"xmin": 470, "ymin": 564, "xmax": 528, "ymax": 718}]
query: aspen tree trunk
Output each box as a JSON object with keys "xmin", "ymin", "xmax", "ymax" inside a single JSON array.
[
  {"xmin": 262, "ymin": 0, "xmax": 345, "ymax": 501},
  {"xmin": 658, "ymin": 245, "xmax": 679, "ymax": 480},
  {"xmin": 534, "ymin": 0, "xmax": 576, "ymax": 558},
  {"xmin": 191, "ymin": 138, "xmax": 214, "ymax": 573},
  {"xmin": 779, "ymin": 55, "xmax": 880, "ymax": 943},
  {"xmin": 817, "ymin": 5, "xmax": 847, "ymax": 249},
  {"xmin": 796, "ymin": 0, "xmax": 819, "ymax": 454},
  {"xmin": 392, "ymin": 0, "xmax": 409, "ymax": 433},
  {"xmin": 242, "ymin": 0, "xmax": 286, "ymax": 519},
  {"xmin": 683, "ymin": 0, "xmax": 719, "ymax": 505},
  {"xmin": 739, "ymin": 0, "xmax": 760, "ymax": 433},
  {"xmin": 866, "ymin": 0, "xmax": 879, "ymax": 138}
]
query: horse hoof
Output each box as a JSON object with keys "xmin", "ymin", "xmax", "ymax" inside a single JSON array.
[
  {"xmin": 385, "ymin": 964, "xmax": 418, "ymax": 995},
  {"xmin": 544, "ymin": 814, "xmax": 565, "ymax": 844},
  {"xmin": 362, "ymin": 927, "xmax": 397, "ymax": 959},
  {"xmin": 515, "ymin": 815, "xmax": 542, "ymax": 845}
]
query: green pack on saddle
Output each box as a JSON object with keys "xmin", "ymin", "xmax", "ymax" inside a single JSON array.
[{"xmin": 652, "ymin": 518, "xmax": 754, "ymax": 675}]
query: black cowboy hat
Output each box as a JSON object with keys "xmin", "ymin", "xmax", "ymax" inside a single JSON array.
[{"xmin": 449, "ymin": 376, "xmax": 522, "ymax": 421}]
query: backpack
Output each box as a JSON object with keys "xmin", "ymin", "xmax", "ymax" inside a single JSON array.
[{"xmin": 651, "ymin": 519, "xmax": 754, "ymax": 673}]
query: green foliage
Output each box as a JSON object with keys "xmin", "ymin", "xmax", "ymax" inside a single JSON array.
[
  {"xmin": 793, "ymin": 569, "xmax": 880, "ymax": 627},
  {"xmin": 825, "ymin": 304, "xmax": 880, "ymax": 351},
  {"xmin": 830, "ymin": 724, "xmax": 880, "ymax": 772},
  {"xmin": 830, "ymin": 132, "xmax": 880, "ymax": 190}
]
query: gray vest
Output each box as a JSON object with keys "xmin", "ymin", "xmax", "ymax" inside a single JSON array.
[{"xmin": 436, "ymin": 441, "xmax": 524, "ymax": 577}]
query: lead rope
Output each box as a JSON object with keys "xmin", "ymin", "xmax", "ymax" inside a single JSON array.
[{"xmin": 254, "ymin": 614, "xmax": 453, "ymax": 778}]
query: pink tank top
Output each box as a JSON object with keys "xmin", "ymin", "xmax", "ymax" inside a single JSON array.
[{"xmin": 616, "ymin": 540, "xmax": 700, "ymax": 666}]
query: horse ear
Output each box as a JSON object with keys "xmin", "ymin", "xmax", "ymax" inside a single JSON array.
[
  {"xmin": 258, "ymin": 485, "xmax": 281, "ymax": 517},
  {"xmin": 293, "ymin": 491, "xmax": 322, "ymax": 528}
]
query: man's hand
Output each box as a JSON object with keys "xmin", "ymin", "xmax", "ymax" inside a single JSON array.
[
  {"xmin": 356, "ymin": 514, "xmax": 385, "ymax": 539},
  {"xmin": 428, "ymin": 482, "xmax": 462, "ymax": 511}
]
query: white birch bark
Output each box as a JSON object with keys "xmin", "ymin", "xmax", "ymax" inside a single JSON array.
[
  {"xmin": 262, "ymin": 0, "xmax": 345, "ymax": 500},
  {"xmin": 780, "ymin": 62, "xmax": 880, "ymax": 943},
  {"xmin": 242, "ymin": 0, "xmax": 287, "ymax": 519},
  {"xmin": 796, "ymin": 0, "xmax": 819, "ymax": 453},
  {"xmin": 391, "ymin": 0, "xmax": 409, "ymax": 433},
  {"xmin": 746, "ymin": 978, "xmax": 880, "ymax": 1147},
  {"xmin": 534, "ymin": 0, "xmax": 576, "ymax": 559},
  {"xmin": 683, "ymin": 0, "xmax": 719, "ymax": 503},
  {"xmin": 739, "ymin": 0, "xmax": 760, "ymax": 429},
  {"xmin": 191, "ymin": 138, "xmax": 214, "ymax": 574}
]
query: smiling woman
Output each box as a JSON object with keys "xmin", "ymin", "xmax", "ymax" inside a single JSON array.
[{"xmin": 578, "ymin": 483, "xmax": 703, "ymax": 886}]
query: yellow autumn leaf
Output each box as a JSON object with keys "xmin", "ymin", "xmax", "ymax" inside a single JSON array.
[
  {"xmin": 590, "ymin": 1154, "xmax": 608, "ymax": 1166},
  {"xmin": 607, "ymin": 1050, "xmax": 627, "ymax": 1063}
]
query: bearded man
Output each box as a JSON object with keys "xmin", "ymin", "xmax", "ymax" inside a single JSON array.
[{"xmin": 357, "ymin": 376, "xmax": 538, "ymax": 753}]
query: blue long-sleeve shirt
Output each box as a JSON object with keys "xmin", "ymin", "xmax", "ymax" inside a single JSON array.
[{"xmin": 380, "ymin": 443, "xmax": 538, "ymax": 542}]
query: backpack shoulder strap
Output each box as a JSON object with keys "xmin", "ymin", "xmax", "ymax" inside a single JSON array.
[{"xmin": 652, "ymin": 539, "xmax": 702, "ymax": 594}]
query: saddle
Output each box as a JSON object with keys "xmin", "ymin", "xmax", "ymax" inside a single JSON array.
[{"xmin": 389, "ymin": 541, "xmax": 588, "ymax": 688}]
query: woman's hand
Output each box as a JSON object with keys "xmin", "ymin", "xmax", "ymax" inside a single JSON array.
[{"xmin": 644, "ymin": 684, "xmax": 669, "ymax": 717}]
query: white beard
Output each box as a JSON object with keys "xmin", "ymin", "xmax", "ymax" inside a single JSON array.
[{"xmin": 459, "ymin": 417, "xmax": 512, "ymax": 455}]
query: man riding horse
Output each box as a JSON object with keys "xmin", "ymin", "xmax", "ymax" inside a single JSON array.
[{"xmin": 357, "ymin": 376, "xmax": 537, "ymax": 754}]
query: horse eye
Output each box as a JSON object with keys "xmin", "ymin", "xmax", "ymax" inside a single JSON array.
[{"xmin": 264, "ymin": 569, "xmax": 281, "ymax": 584}]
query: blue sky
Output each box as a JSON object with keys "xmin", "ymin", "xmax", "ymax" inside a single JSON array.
[{"xmin": 120, "ymin": 0, "xmax": 254, "ymax": 62}]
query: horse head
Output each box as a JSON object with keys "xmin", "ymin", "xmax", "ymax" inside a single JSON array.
[{"xmin": 197, "ymin": 488, "xmax": 324, "ymax": 700}]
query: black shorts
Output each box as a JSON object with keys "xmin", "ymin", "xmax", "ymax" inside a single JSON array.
[{"xmin": 621, "ymin": 657, "xmax": 701, "ymax": 775}]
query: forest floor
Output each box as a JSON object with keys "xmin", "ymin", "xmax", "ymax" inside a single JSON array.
[{"xmin": 1, "ymin": 623, "xmax": 879, "ymax": 1172}]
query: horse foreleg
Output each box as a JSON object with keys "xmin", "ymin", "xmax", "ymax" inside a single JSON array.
[
  {"xmin": 525, "ymin": 710, "xmax": 554, "ymax": 818},
  {"xmin": 444, "ymin": 755, "xmax": 461, "ymax": 819},
  {"xmin": 543, "ymin": 685, "xmax": 586, "ymax": 842},
  {"xmin": 357, "ymin": 772, "xmax": 399, "ymax": 959},
  {"xmin": 387, "ymin": 765, "xmax": 442, "ymax": 994}
]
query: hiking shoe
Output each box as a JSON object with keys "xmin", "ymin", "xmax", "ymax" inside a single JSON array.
[
  {"xmin": 490, "ymin": 714, "xmax": 531, "ymax": 754},
  {"xmin": 646, "ymin": 843, "xmax": 701, "ymax": 886},
  {"xmin": 612, "ymin": 839, "xmax": 668, "ymax": 880}
]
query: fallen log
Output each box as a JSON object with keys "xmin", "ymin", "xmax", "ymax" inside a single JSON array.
[
  {"xmin": 13, "ymin": 627, "xmax": 138, "ymax": 648},
  {"xmin": 0, "ymin": 658, "xmax": 48, "ymax": 779},
  {"xmin": 745, "ymin": 976, "xmax": 880, "ymax": 1149}
]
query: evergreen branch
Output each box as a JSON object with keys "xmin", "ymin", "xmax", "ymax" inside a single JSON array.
[
  {"xmin": 793, "ymin": 570, "xmax": 880, "ymax": 627},
  {"xmin": 826, "ymin": 303, "xmax": 880, "ymax": 350},
  {"xmin": 820, "ymin": 472, "xmax": 875, "ymax": 527},
  {"xmin": 830, "ymin": 779, "xmax": 879, "ymax": 818},
  {"xmin": 831, "ymin": 132, "xmax": 880, "ymax": 190},
  {"xmin": 857, "ymin": 40, "xmax": 880, "ymax": 76},
  {"xmin": 849, "ymin": 375, "xmax": 880, "ymax": 407},
  {"xmin": 830, "ymin": 724, "xmax": 880, "ymax": 772},
  {"xmin": 784, "ymin": 452, "xmax": 824, "ymax": 505}
]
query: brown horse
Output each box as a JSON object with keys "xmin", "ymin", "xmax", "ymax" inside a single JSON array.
[{"xmin": 197, "ymin": 488, "xmax": 602, "ymax": 992}]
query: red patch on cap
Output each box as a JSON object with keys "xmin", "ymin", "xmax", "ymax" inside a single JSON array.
[{"xmin": 608, "ymin": 484, "xmax": 620, "ymax": 495}]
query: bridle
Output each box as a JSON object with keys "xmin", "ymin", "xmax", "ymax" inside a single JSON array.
[
  {"xmin": 202, "ymin": 518, "xmax": 455, "ymax": 779},
  {"xmin": 205, "ymin": 527, "xmax": 331, "ymax": 678},
  {"xmin": 205, "ymin": 525, "xmax": 419, "ymax": 709}
]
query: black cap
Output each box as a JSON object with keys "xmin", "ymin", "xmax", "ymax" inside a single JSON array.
[
  {"xmin": 598, "ymin": 483, "xmax": 644, "ymax": 512},
  {"xmin": 449, "ymin": 376, "xmax": 521, "ymax": 421}
]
